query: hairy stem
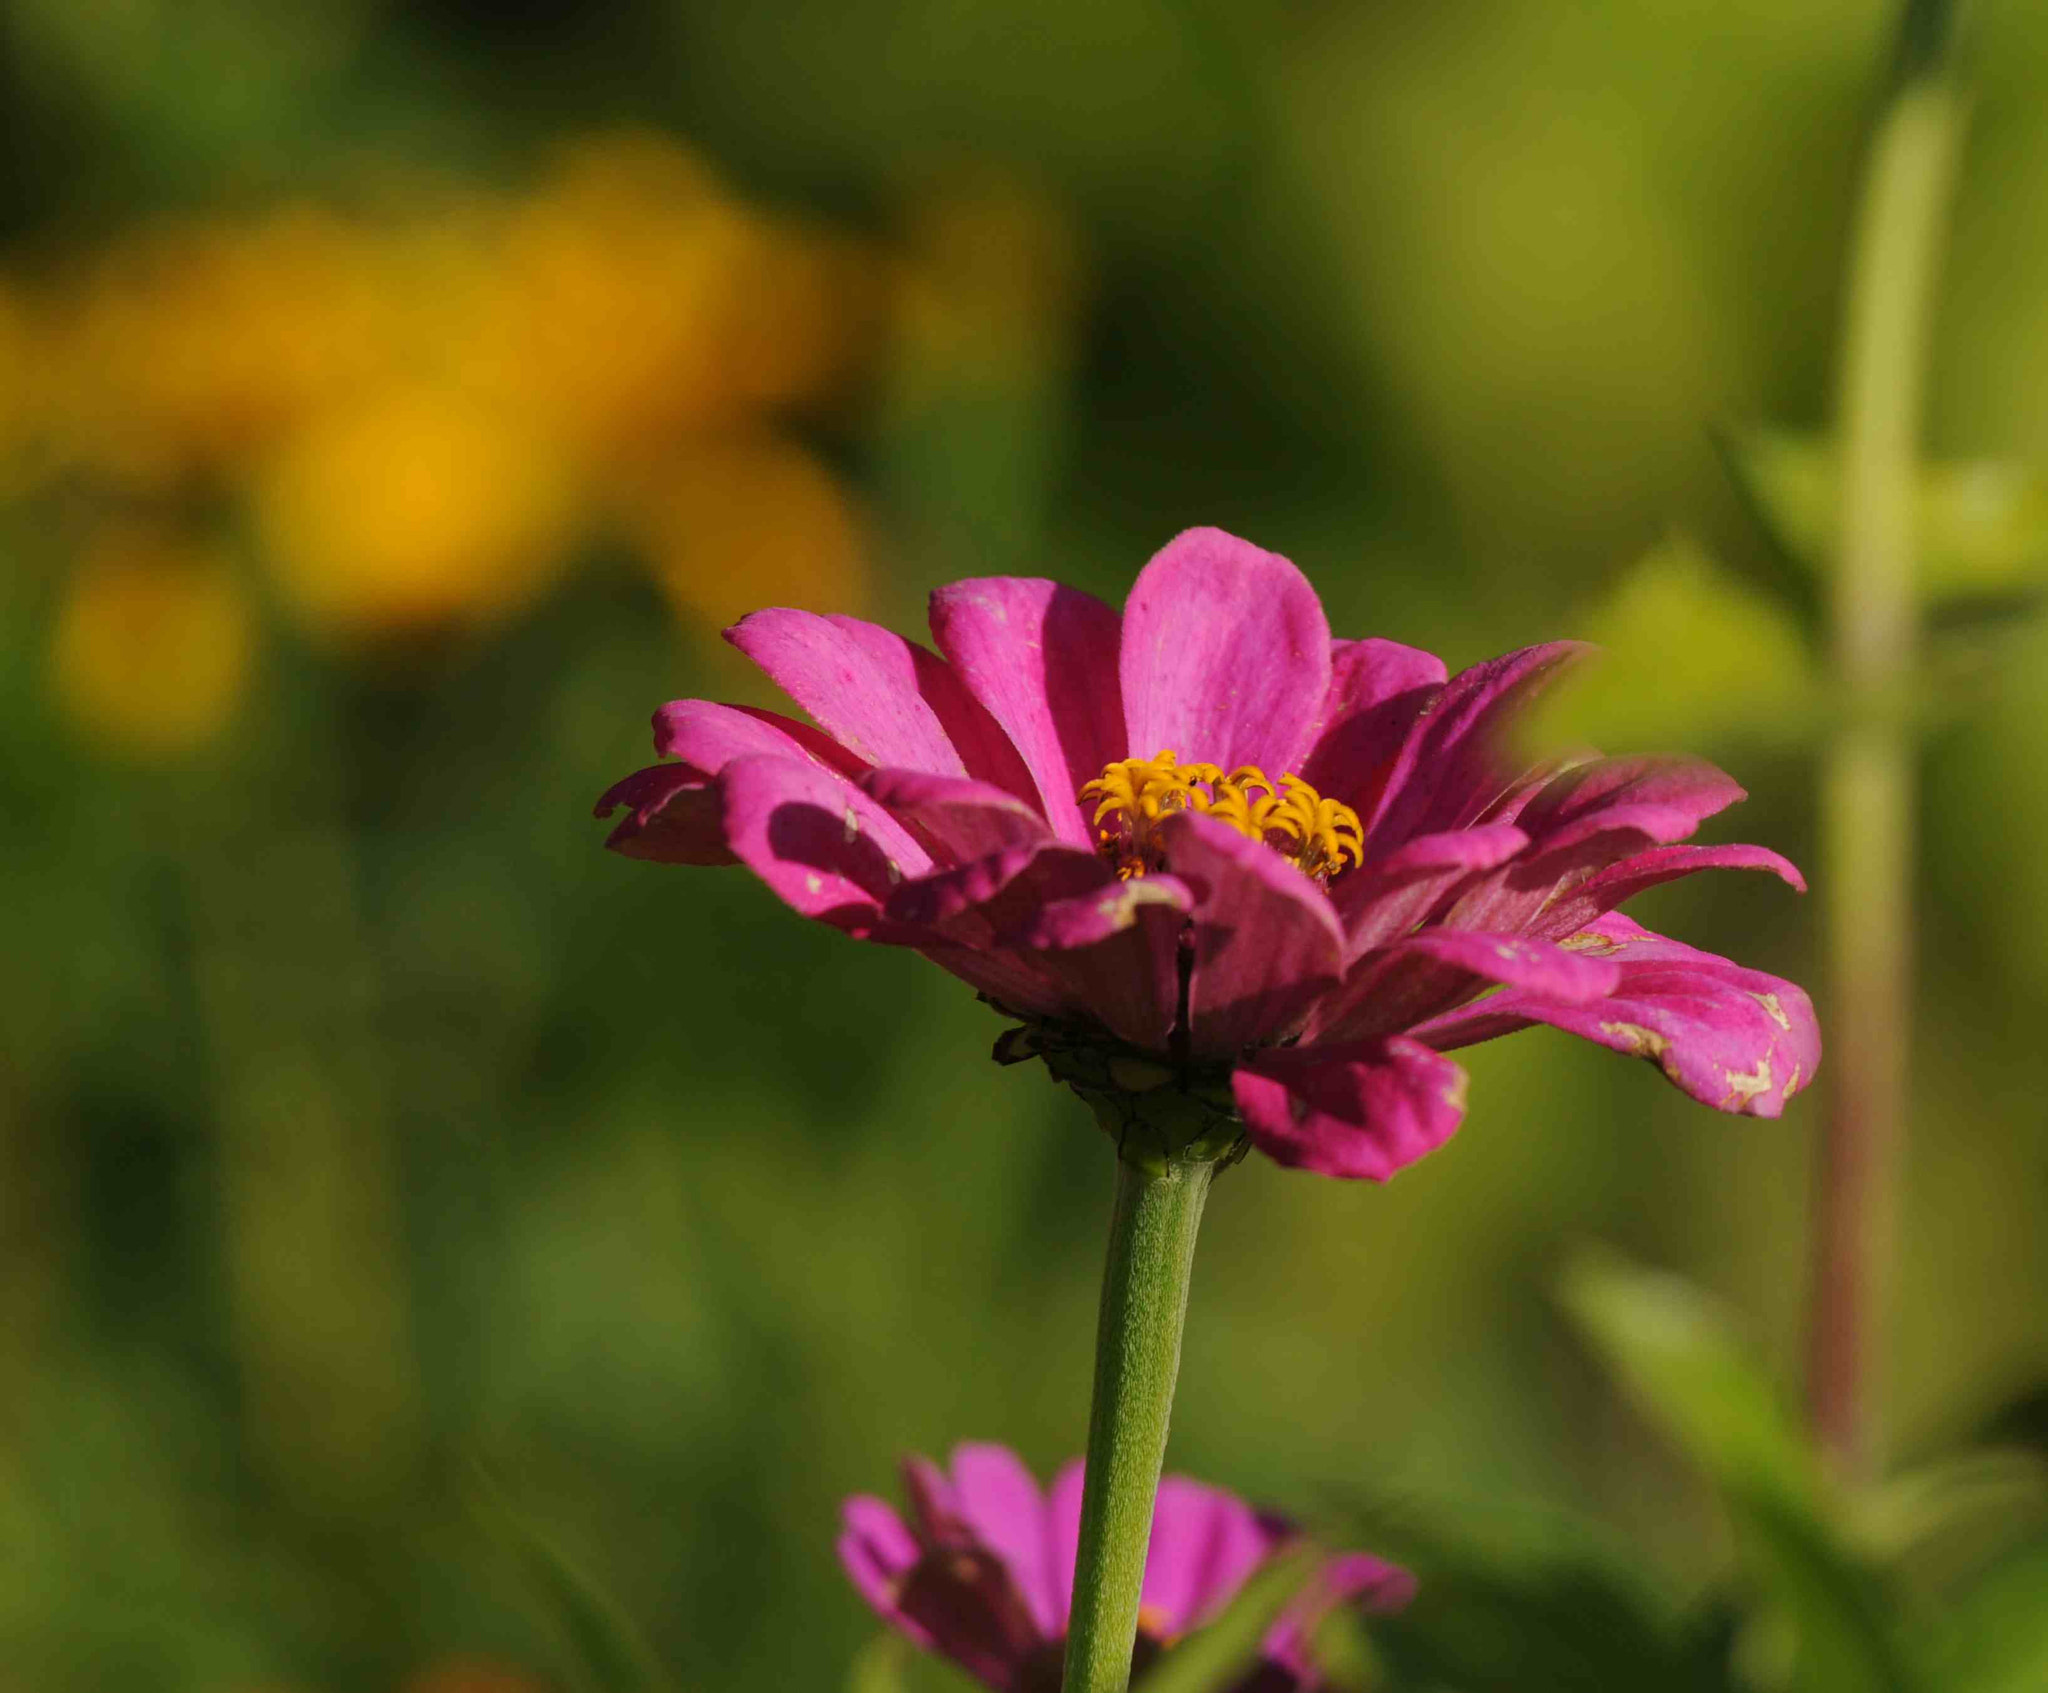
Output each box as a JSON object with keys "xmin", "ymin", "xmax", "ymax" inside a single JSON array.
[
  {"xmin": 1812, "ymin": 0, "xmax": 1962, "ymax": 1485},
  {"xmin": 1063, "ymin": 1151, "xmax": 1216, "ymax": 1693}
]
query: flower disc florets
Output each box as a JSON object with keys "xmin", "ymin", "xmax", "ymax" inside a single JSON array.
[{"xmin": 1082, "ymin": 750, "xmax": 1364, "ymax": 883}]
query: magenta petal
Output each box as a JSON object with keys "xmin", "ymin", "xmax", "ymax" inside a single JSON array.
[
  {"xmin": 1141, "ymin": 1476, "xmax": 1278, "ymax": 1636},
  {"xmin": 1298, "ymin": 636, "xmax": 1447, "ymax": 813},
  {"xmin": 1234, "ymin": 1036, "xmax": 1469, "ymax": 1182},
  {"xmin": 1120, "ymin": 528, "xmax": 1334, "ymax": 776},
  {"xmin": 654, "ymin": 698, "xmax": 867, "ymax": 778},
  {"xmin": 717, "ymin": 754, "xmax": 935, "ymax": 935},
  {"xmin": 838, "ymin": 1496, "xmax": 932, "ymax": 1643},
  {"xmin": 1330, "ymin": 823, "xmax": 1529, "ymax": 956},
  {"xmin": 947, "ymin": 1444, "xmax": 1059, "ymax": 1638},
  {"xmin": 862, "ymin": 768, "xmax": 1055, "ymax": 862},
  {"xmin": 1514, "ymin": 754, "xmax": 1745, "ymax": 845},
  {"xmin": 594, "ymin": 764, "xmax": 733, "ymax": 865},
  {"xmin": 1415, "ymin": 913, "xmax": 1821, "ymax": 1116},
  {"xmin": 929, "ymin": 578, "xmax": 1125, "ymax": 847},
  {"xmin": 1575, "ymin": 842, "xmax": 1806, "ymax": 909},
  {"xmin": 1263, "ymin": 1552, "xmax": 1418, "ymax": 1678},
  {"xmin": 727, "ymin": 608, "xmax": 1035, "ymax": 797},
  {"xmin": 1156, "ymin": 811, "xmax": 1345, "ymax": 1056},
  {"xmin": 1307, "ymin": 929, "xmax": 1619, "ymax": 1044},
  {"xmin": 1363, "ymin": 641, "xmax": 1593, "ymax": 850}
]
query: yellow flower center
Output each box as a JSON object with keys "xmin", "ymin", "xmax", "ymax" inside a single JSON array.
[{"xmin": 1080, "ymin": 750, "xmax": 1364, "ymax": 883}]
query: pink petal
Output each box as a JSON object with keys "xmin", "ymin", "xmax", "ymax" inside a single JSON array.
[
  {"xmin": 1298, "ymin": 637, "xmax": 1447, "ymax": 815},
  {"xmin": 1363, "ymin": 642, "xmax": 1592, "ymax": 852},
  {"xmin": 1435, "ymin": 756, "xmax": 1754, "ymax": 937},
  {"xmin": 947, "ymin": 1444, "xmax": 1060, "ymax": 1638},
  {"xmin": 1234, "ymin": 1036, "xmax": 1470, "ymax": 1182},
  {"xmin": 838, "ymin": 1495, "xmax": 933, "ymax": 1645},
  {"xmin": 1306, "ymin": 930, "xmax": 1621, "ymax": 1045},
  {"xmin": 1156, "ymin": 811, "xmax": 1346, "ymax": 1057},
  {"xmin": 726, "ymin": 609, "xmax": 1035, "ymax": 799},
  {"xmin": 1552, "ymin": 842, "xmax": 1807, "ymax": 934},
  {"xmin": 1120, "ymin": 528, "xmax": 1334, "ymax": 777},
  {"xmin": 1263, "ymin": 1552, "xmax": 1417, "ymax": 1677},
  {"xmin": 887, "ymin": 845, "xmax": 1188, "ymax": 1049},
  {"xmin": 1330, "ymin": 823, "xmax": 1529, "ymax": 956},
  {"xmin": 862, "ymin": 768, "xmax": 1055, "ymax": 862},
  {"xmin": 1141, "ymin": 1476, "xmax": 1280, "ymax": 1636},
  {"xmin": 594, "ymin": 763, "xmax": 732, "ymax": 865},
  {"xmin": 929, "ymin": 578, "xmax": 1126, "ymax": 847},
  {"xmin": 654, "ymin": 698, "xmax": 867, "ymax": 777},
  {"xmin": 717, "ymin": 754, "xmax": 934, "ymax": 936},
  {"xmin": 1414, "ymin": 913, "xmax": 1821, "ymax": 1117}
]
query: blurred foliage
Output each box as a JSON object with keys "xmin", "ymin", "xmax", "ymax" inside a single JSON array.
[{"xmin": 2, "ymin": 0, "xmax": 2047, "ymax": 1689}]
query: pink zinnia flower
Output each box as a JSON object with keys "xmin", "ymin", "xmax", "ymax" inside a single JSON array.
[
  {"xmin": 839, "ymin": 1442, "xmax": 1413, "ymax": 1692},
  {"xmin": 596, "ymin": 528, "xmax": 1818, "ymax": 1179}
]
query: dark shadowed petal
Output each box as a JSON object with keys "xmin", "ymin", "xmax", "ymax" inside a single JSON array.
[
  {"xmin": 1362, "ymin": 642, "xmax": 1593, "ymax": 852},
  {"xmin": 894, "ymin": 1547, "xmax": 1046, "ymax": 1688},
  {"xmin": 1262, "ymin": 1552, "xmax": 1418, "ymax": 1679},
  {"xmin": 1434, "ymin": 756, "xmax": 1757, "ymax": 937},
  {"xmin": 1305, "ymin": 930, "xmax": 1621, "ymax": 1045},
  {"xmin": 727, "ymin": 609, "xmax": 1036, "ymax": 798},
  {"xmin": 1298, "ymin": 637, "xmax": 1447, "ymax": 814},
  {"xmin": 593, "ymin": 764, "xmax": 732, "ymax": 864},
  {"xmin": 1541, "ymin": 843, "xmax": 1807, "ymax": 938},
  {"xmin": 1233, "ymin": 1036, "xmax": 1469, "ymax": 1182},
  {"xmin": 1156, "ymin": 811, "xmax": 1346, "ymax": 1057},
  {"xmin": 1120, "ymin": 528, "xmax": 1334, "ymax": 776},
  {"xmin": 929, "ymin": 578, "xmax": 1126, "ymax": 846},
  {"xmin": 654, "ymin": 698, "xmax": 868, "ymax": 777},
  {"xmin": 717, "ymin": 754, "xmax": 934, "ymax": 936},
  {"xmin": 1329, "ymin": 823, "xmax": 1528, "ymax": 956},
  {"xmin": 862, "ymin": 768, "xmax": 1055, "ymax": 863},
  {"xmin": 887, "ymin": 844, "xmax": 1188, "ymax": 1048},
  {"xmin": 1413, "ymin": 913, "xmax": 1821, "ymax": 1116},
  {"xmin": 838, "ymin": 1496, "xmax": 933, "ymax": 1645},
  {"xmin": 948, "ymin": 1444, "xmax": 1059, "ymax": 1637},
  {"xmin": 1141, "ymin": 1476, "xmax": 1280, "ymax": 1636}
]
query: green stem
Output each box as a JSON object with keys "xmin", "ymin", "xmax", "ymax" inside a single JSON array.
[
  {"xmin": 1812, "ymin": 0, "xmax": 1962, "ymax": 1486},
  {"xmin": 1063, "ymin": 1151, "xmax": 1217, "ymax": 1693}
]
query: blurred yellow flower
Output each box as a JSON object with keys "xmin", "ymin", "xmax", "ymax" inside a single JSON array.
[
  {"xmin": 49, "ymin": 207, "xmax": 386, "ymax": 492},
  {"xmin": 252, "ymin": 383, "xmax": 580, "ymax": 644},
  {"xmin": 51, "ymin": 525, "xmax": 254, "ymax": 755},
  {"xmin": 480, "ymin": 130, "xmax": 880, "ymax": 467},
  {"xmin": 620, "ymin": 432, "xmax": 867, "ymax": 634}
]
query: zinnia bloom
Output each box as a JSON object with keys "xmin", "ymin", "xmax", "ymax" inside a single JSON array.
[
  {"xmin": 597, "ymin": 528, "xmax": 1818, "ymax": 1179},
  {"xmin": 840, "ymin": 1443, "xmax": 1413, "ymax": 1692}
]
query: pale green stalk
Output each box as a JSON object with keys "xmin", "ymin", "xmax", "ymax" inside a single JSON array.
[
  {"xmin": 1062, "ymin": 1150, "xmax": 1217, "ymax": 1693},
  {"xmin": 1812, "ymin": 0, "xmax": 1963, "ymax": 1485}
]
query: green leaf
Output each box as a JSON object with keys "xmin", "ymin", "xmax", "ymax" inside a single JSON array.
[
  {"xmin": 1140, "ymin": 1546, "xmax": 1319, "ymax": 1693},
  {"xmin": 1559, "ymin": 1251, "xmax": 1922, "ymax": 1693},
  {"xmin": 1922, "ymin": 1531, "xmax": 2048, "ymax": 1693},
  {"xmin": 463, "ymin": 1460, "xmax": 681, "ymax": 1693},
  {"xmin": 1323, "ymin": 1486, "xmax": 1727, "ymax": 1693},
  {"xmin": 1559, "ymin": 1251, "xmax": 1821, "ymax": 1516},
  {"xmin": 1721, "ymin": 426, "xmax": 2048, "ymax": 606},
  {"xmin": 1519, "ymin": 533, "xmax": 1822, "ymax": 756}
]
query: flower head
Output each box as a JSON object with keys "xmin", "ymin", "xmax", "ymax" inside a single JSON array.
[
  {"xmin": 597, "ymin": 528, "xmax": 1819, "ymax": 1179},
  {"xmin": 839, "ymin": 1443, "xmax": 1412, "ymax": 1692}
]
